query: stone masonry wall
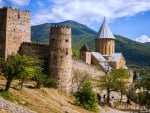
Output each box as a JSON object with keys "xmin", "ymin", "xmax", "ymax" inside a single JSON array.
[
  {"xmin": 0, "ymin": 8, "xmax": 7, "ymax": 58},
  {"xmin": 49, "ymin": 25, "xmax": 72, "ymax": 94},
  {"xmin": 95, "ymin": 39, "xmax": 115, "ymax": 55},
  {"xmin": 2, "ymin": 7, "xmax": 31, "ymax": 58},
  {"xmin": 19, "ymin": 42, "xmax": 49, "ymax": 59},
  {"xmin": 73, "ymin": 58, "xmax": 104, "ymax": 78},
  {"xmin": 19, "ymin": 42, "xmax": 49, "ymax": 72}
]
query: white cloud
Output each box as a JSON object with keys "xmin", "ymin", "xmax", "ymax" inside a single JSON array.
[
  {"xmin": 31, "ymin": 0, "xmax": 150, "ymax": 29},
  {"xmin": 9, "ymin": 0, "xmax": 30, "ymax": 6},
  {"xmin": 135, "ymin": 35, "xmax": 150, "ymax": 43}
]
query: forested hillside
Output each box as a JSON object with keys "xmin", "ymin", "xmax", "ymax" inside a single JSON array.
[{"xmin": 31, "ymin": 20, "xmax": 150, "ymax": 67}]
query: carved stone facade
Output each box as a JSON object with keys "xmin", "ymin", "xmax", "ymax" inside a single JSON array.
[
  {"xmin": 49, "ymin": 25, "xmax": 72, "ymax": 93},
  {"xmin": 0, "ymin": 7, "xmax": 30, "ymax": 59}
]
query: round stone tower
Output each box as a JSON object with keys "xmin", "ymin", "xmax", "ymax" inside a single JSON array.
[
  {"xmin": 49, "ymin": 25, "xmax": 72, "ymax": 94},
  {"xmin": 95, "ymin": 18, "xmax": 115, "ymax": 56}
]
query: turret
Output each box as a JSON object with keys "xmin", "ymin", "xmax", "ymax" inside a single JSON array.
[{"xmin": 49, "ymin": 25, "xmax": 72, "ymax": 94}]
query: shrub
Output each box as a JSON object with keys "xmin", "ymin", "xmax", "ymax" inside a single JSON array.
[
  {"xmin": 74, "ymin": 80, "xmax": 98, "ymax": 112},
  {"xmin": 44, "ymin": 77, "xmax": 58, "ymax": 88},
  {"xmin": 34, "ymin": 73, "xmax": 47, "ymax": 88}
]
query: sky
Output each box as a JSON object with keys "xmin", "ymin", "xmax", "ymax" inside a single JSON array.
[{"xmin": 1, "ymin": 0, "xmax": 150, "ymax": 43}]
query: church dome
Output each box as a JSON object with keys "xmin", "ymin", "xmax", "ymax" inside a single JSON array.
[{"xmin": 96, "ymin": 17, "xmax": 115, "ymax": 39}]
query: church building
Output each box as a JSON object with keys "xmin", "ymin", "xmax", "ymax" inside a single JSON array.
[{"xmin": 80, "ymin": 18, "xmax": 127, "ymax": 72}]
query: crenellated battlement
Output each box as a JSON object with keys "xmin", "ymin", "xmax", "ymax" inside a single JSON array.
[
  {"xmin": 51, "ymin": 25, "xmax": 70, "ymax": 28},
  {"xmin": 22, "ymin": 42, "xmax": 49, "ymax": 47},
  {"xmin": 50, "ymin": 25, "xmax": 71, "ymax": 36},
  {"xmin": 1, "ymin": 7, "xmax": 30, "ymax": 13}
]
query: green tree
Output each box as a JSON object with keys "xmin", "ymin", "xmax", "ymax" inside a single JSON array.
[
  {"xmin": 19, "ymin": 45, "xmax": 45, "ymax": 88},
  {"xmin": 72, "ymin": 49, "xmax": 79, "ymax": 58},
  {"xmin": 72, "ymin": 70, "xmax": 91, "ymax": 91},
  {"xmin": 0, "ymin": 54, "xmax": 43, "ymax": 91},
  {"xmin": 97, "ymin": 69, "xmax": 130, "ymax": 103},
  {"xmin": 137, "ymin": 70, "xmax": 150, "ymax": 108},
  {"xmin": 74, "ymin": 80, "xmax": 98, "ymax": 112},
  {"xmin": 0, "ymin": 54, "xmax": 23, "ymax": 91},
  {"xmin": 17, "ymin": 55, "xmax": 43, "ymax": 89}
]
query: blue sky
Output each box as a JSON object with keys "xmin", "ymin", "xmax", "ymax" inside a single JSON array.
[{"xmin": 1, "ymin": 0, "xmax": 150, "ymax": 43}]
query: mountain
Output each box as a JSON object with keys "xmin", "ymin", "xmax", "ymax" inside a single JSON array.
[
  {"xmin": 144, "ymin": 42, "xmax": 150, "ymax": 46},
  {"xmin": 31, "ymin": 20, "xmax": 96, "ymax": 42},
  {"xmin": 31, "ymin": 20, "xmax": 150, "ymax": 67},
  {"xmin": 115, "ymin": 35, "xmax": 150, "ymax": 67}
]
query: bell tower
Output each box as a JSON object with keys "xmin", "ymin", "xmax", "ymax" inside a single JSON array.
[{"xmin": 95, "ymin": 18, "xmax": 115, "ymax": 56}]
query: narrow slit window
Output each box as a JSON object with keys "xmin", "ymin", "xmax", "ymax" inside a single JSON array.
[
  {"xmin": 66, "ymin": 48, "xmax": 68, "ymax": 55},
  {"xmin": 65, "ymin": 39, "xmax": 68, "ymax": 42}
]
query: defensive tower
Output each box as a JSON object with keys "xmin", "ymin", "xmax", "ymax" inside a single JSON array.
[
  {"xmin": 95, "ymin": 18, "xmax": 115, "ymax": 56},
  {"xmin": 49, "ymin": 25, "xmax": 72, "ymax": 93},
  {"xmin": 0, "ymin": 7, "xmax": 30, "ymax": 58}
]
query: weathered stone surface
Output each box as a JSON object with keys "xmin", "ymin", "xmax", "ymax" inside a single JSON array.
[
  {"xmin": 73, "ymin": 58, "xmax": 104, "ymax": 77},
  {"xmin": 49, "ymin": 26, "xmax": 72, "ymax": 94},
  {"xmin": 95, "ymin": 39, "xmax": 115, "ymax": 56},
  {"xmin": 0, "ymin": 7, "xmax": 30, "ymax": 59},
  {"xmin": 0, "ymin": 97, "xmax": 36, "ymax": 113}
]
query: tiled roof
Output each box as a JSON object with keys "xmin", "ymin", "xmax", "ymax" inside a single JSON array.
[
  {"xmin": 91, "ymin": 52, "xmax": 112, "ymax": 71},
  {"xmin": 96, "ymin": 17, "xmax": 115, "ymax": 39},
  {"xmin": 109, "ymin": 53, "xmax": 128, "ymax": 69},
  {"xmin": 109, "ymin": 53, "xmax": 123, "ymax": 62},
  {"xmin": 110, "ymin": 53, "xmax": 122, "ymax": 61}
]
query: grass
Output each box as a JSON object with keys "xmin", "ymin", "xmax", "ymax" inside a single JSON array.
[
  {"xmin": 114, "ymin": 101, "xmax": 128, "ymax": 107},
  {"xmin": 0, "ymin": 91, "xmax": 31, "ymax": 107}
]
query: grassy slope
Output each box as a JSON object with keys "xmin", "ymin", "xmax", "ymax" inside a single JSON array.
[
  {"xmin": 0, "ymin": 80, "xmax": 92, "ymax": 113},
  {"xmin": 0, "ymin": 79, "xmax": 129, "ymax": 113}
]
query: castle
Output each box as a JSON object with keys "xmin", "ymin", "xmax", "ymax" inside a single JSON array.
[{"xmin": 0, "ymin": 7, "xmax": 127, "ymax": 93}]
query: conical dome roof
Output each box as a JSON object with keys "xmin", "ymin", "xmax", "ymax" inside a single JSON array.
[
  {"xmin": 96, "ymin": 18, "xmax": 115, "ymax": 39},
  {"xmin": 80, "ymin": 43, "xmax": 90, "ymax": 52}
]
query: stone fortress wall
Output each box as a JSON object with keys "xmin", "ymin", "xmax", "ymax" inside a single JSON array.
[
  {"xmin": 0, "ymin": 7, "xmax": 30, "ymax": 58},
  {"xmin": 0, "ymin": 7, "xmax": 105, "ymax": 93},
  {"xmin": 19, "ymin": 41, "xmax": 104, "ymax": 78},
  {"xmin": 0, "ymin": 7, "xmax": 7, "ymax": 58},
  {"xmin": 19, "ymin": 42, "xmax": 49, "ymax": 59},
  {"xmin": 73, "ymin": 58, "xmax": 104, "ymax": 77}
]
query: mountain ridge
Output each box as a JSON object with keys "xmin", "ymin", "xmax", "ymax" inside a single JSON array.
[{"xmin": 31, "ymin": 20, "xmax": 150, "ymax": 67}]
